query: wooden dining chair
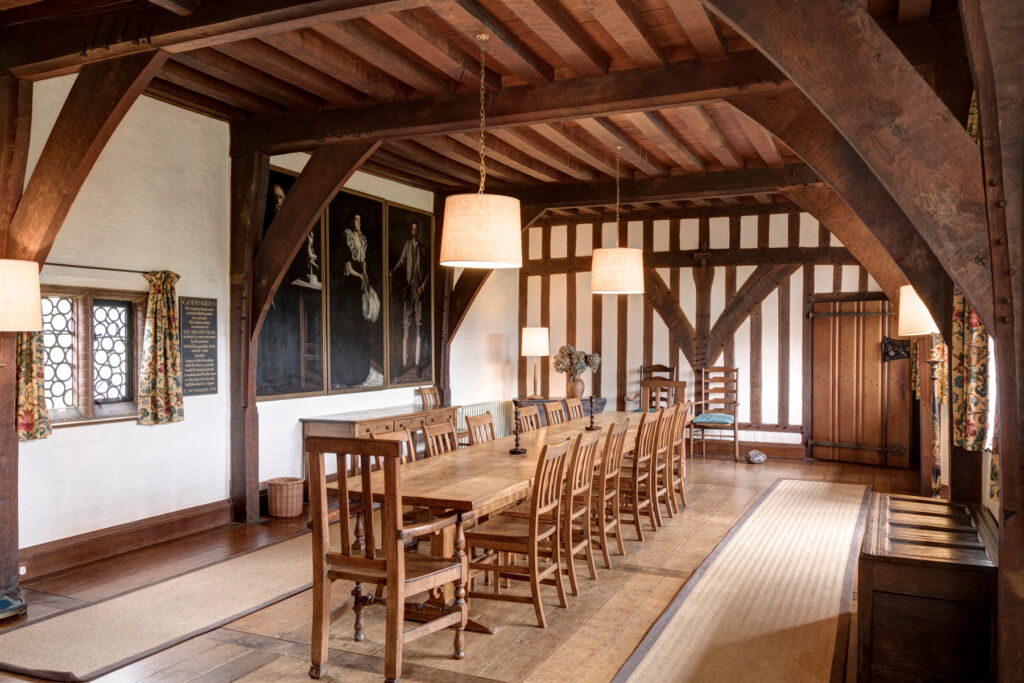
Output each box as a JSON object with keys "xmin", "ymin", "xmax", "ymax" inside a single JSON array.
[
  {"xmin": 424, "ymin": 420, "xmax": 459, "ymax": 457},
  {"xmin": 371, "ymin": 428, "xmax": 416, "ymax": 464},
  {"xmin": 518, "ymin": 404, "xmax": 541, "ymax": 432},
  {"xmin": 641, "ymin": 363, "xmax": 678, "ymax": 381},
  {"xmin": 544, "ymin": 400, "xmax": 567, "ymax": 425},
  {"xmin": 619, "ymin": 409, "xmax": 662, "ymax": 541},
  {"xmin": 652, "ymin": 404, "xmax": 679, "ymax": 521},
  {"xmin": 306, "ymin": 436, "xmax": 468, "ymax": 682},
  {"xmin": 466, "ymin": 438, "xmax": 571, "ymax": 628},
  {"xmin": 466, "ymin": 412, "xmax": 497, "ymax": 445},
  {"xmin": 592, "ymin": 419, "xmax": 629, "ymax": 568},
  {"xmin": 560, "ymin": 429, "xmax": 601, "ymax": 595},
  {"xmin": 690, "ymin": 367, "xmax": 740, "ymax": 461},
  {"xmin": 671, "ymin": 401, "xmax": 693, "ymax": 508},
  {"xmin": 564, "ymin": 397, "xmax": 585, "ymax": 420},
  {"xmin": 419, "ymin": 386, "xmax": 440, "ymax": 410}
]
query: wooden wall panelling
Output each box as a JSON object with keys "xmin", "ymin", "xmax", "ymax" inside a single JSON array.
[
  {"xmin": 616, "ymin": 220, "xmax": 628, "ymax": 410},
  {"xmin": 591, "ymin": 222, "xmax": 602, "ymax": 397},
  {"xmin": 566, "ymin": 222, "xmax": 576, "ymax": 347},
  {"xmin": 811, "ymin": 300, "xmax": 837, "ymax": 461},
  {"xmin": 540, "ymin": 224, "xmax": 551, "ymax": 398}
]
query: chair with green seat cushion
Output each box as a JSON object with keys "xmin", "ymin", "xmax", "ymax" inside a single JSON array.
[{"xmin": 689, "ymin": 367, "xmax": 740, "ymax": 462}]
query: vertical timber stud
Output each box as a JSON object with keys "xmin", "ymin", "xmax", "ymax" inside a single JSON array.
[
  {"xmin": 669, "ymin": 218, "xmax": 681, "ymax": 370},
  {"xmin": 591, "ymin": 222, "xmax": 603, "ymax": 397},
  {"xmin": 616, "ymin": 220, "xmax": 628, "ymax": 411},
  {"xmin": 961, "ymin": 1, "xmax": 1024, "ymax": 679},
  {"xmin": 693, "ymin": 217, "xmax": 712, "ymax": 412},
  {"xmin": 642, "ymin": 219, "xmax": 654, "ymax": 369},
  {"xmin": 540, "ymin": 224, "xmax": 551, "ymax": 399},
  {"xmin": 0, "ymin": 76, "xmax": 31, "ymax": 608},
  {"xmin": 566, "ymin": 222, "xmax": 576, "ymax": 348},
  {"xmin": 229, "ymin": 148, "xmax": 268, "ymax": 523},
  {"xmin": 434, "ymin": 192, "xmax": 452, "ymax": 406}
]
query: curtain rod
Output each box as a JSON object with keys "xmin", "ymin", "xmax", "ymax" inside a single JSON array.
[{"xmin": 44, "ymin": 262, "xmax": 149, "ymax": 275}]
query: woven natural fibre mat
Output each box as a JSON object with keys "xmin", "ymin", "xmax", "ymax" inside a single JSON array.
[
  {"xmin": 615, "ymin": 479, "xmax": 870, "ymax": 683},
  {"xmin": 0, "ymin": 533, "xmax": 314, "ymax": 681}
]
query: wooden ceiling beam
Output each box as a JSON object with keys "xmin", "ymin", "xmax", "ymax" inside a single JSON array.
[
  {"xmin": 261, "ymin": 29, "xmax": 407, "ymax": 102},
  {"xmin": 625, "ymin": 110, "xmax": 706, "ymax": 172},
  {"xmin": 707, "ymin": 0, "xmax": 991, "ymax": 327},
  {"xmin": 1, "ymin": 0, "xmax": 446, "ymax": 79},
  {"xmin": 733, "ymin": 109, "xmax": 783, "ymax": 167},
  {"xmin": 361, "ymin": 159, "xmax": 444, "ymax": 188},
  {"xmin": 416, "ymin": 135, "xmax": 537, "ymax": 184},
  {"xmin": 431, "ymin": 0, "xmax": 555, "ymax": 85},
  {"xmin": 535, "ymin": 200, "xmax": 801, "ymax": 224},
  {"xmin": 492, "ymin": 127, "xmax": 598, "ymax": 181},
  {"xmin": 314, "ymin": 20, "xmax": 453, "ymax": 97},
  {"xmin": 159, "ymin": 60, "xmax": 286, "ymax": 115},
  {"xmin": 525, "ymin": 246, "xmax": 853, "ymax": 273},
  {"xmin": 581, "ymin": 0, "xmax": 664, "ymax": 68},
  {"xmin": 449, "ymin": 131, "xmax": 568, "ymax": 182},
  {"xmin": 170, "ymin": 48, "xmax": 322, "ymax": 111},
  {"xmin": 665, "ymin": 0, "xmax": 726, "ymax": 60},
  {"xmin": 503, "ymin": 0, "xmax": 608, "ymax": 77},
  {"xmin": 146, "ymin": 77, "xmax": 247, "ymax": 120},
  {"xmin": 214, "ymin": 39, "xmax": 364, "ymax": 107},
  {"xmin": 707, "ymin": 263, "xmax": 800, "ymax": 362},
  {"xmin": 515, "ymin": 163, "xmax": 822, "ymax": 209},
  {"xmin": 529, "ymin": 122, "xmax": 617, "ymax": 177},
  {"xmin": 897, "ymin": 0, "xmax": 931, "ymax": 26},
  {"xmin": 365, "ymin": 10, "xmax": 501, "ymax": 91},
  {"xmin": 148, "ymin": 0, "xmax": 196, "ymax": 15},
  {"xmin": 672, "ymin": 104, "xmax": 742, "ymax": 168},
  {"xmin": 372, "ymin": 147, "xmax": 470, "ymax": 186},
  {"xmin": 384, "ymin": 139, "xmax": 488, "ymax": 185},
  {"xmin": 575, "ymin": 117, "xmax": 668, "ymax": 176}
]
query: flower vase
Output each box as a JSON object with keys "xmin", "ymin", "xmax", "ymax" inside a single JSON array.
[{"xmin": 567, "ymin": 374, "xmax": 585, "ymax": 398}]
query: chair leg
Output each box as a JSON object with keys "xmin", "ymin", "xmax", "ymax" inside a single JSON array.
[
  {"xmin": 564, "ymin": 512, "xmax": 579, "ymax": 597},
  {"xmin": 352, "ymin": 582, "xmax": 366, "ymax": 642},
  {"xmin": 583, "ymin": 509, "xmax": 598, "ymax": 580},
  {"xmin": 612, "ymin": 489, "xmax": 626, "ymax": 555},
  {"xmin": 649, "ymin": 481, "xmax": 663, "ymax": 529},
  {"xmin": 734, "ymin": 427, "xmax": 740, "ymax": 462},
  {"xmin": 384, "ymin": 584, "xmax": 403, "ymax": 683},
  {"xmin": 529, "ymin": 546, "xmax": 547, "ymax": 628},
  {"xmin": 598, "ymin": 503, "xmax": 612, "ymax": 569},
  {"xmin": 309, "ymin": 571, "xmax": 331, "ymax": 679},
  {"xmin": 552, "ymin": 530, "xmax": 568, "ymax": 609},
  {"xmin": 630, "ymin": 488, "xmax": 645, "ymax": 542}
]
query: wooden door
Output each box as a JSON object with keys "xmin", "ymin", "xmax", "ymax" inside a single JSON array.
[{"xmin": 811, "ymin": 299, "xmax": 911, "ymax": 466}]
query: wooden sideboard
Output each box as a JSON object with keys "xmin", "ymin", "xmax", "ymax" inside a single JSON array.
[
  {"xmin": 513, "ymin": 396, "xmax": 607, "ymax": 427},
  {"xmin": 301, "ymin": 404, "xmax": 459, "ymax": 441},
  {"xmin": 858, "ymin": 493, "xmax": 997, "ymax": 682}
]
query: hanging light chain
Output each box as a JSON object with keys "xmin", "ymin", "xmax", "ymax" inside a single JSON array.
[
  {"xmin": 477, "ymin": 34, "xmax": 489, "ymax": 195},
  {"xmin": 614, "ymin": 145, "xmax": 622, "ymax": 239}
]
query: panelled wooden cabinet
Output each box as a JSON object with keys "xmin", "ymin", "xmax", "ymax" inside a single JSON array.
[{"xmin": 858, "ymin": 493, "xmax": 997, "ymax": 682}]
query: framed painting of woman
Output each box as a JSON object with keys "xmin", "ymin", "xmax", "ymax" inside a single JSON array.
[{"xmin": 326, "ymin": 190, "xmax": 386, "ymax": 391}]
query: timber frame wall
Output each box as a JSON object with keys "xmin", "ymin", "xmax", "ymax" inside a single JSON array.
[{"xmin": 517, "ymin": 204, "xmax": 883, "ymax": 454}]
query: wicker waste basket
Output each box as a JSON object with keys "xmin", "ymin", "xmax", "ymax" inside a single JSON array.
[{"xmin": 267, "ymin": 477, "xmax": 304, "ymax": 518}]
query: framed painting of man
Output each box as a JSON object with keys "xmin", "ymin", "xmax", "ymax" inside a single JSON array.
[
  {"xmin": 386, "ymin": 203, "xmax": 434, "ymax": 386},
  {"xmin": 327, "ymin": 190, "xmax": 386, "ymax": 392},
  {"xmin": 256, "ymin": 167, "xmax": 327, "ymax": 398}
]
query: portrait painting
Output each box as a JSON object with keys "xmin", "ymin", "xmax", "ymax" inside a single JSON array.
[
  {"xmin": 256, "ymin": 167, "xmax": 325, "ymax": 397},
  {"xmin": 327, "ymin": 191, "xmax": 386, "ymax": 391},
  {"xmin": 386, "ymin": 204, "xmax": 433, "ymax": 385}
]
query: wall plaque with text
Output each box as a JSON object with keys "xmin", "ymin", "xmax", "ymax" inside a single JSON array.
[{"xmin": 180, "ymin": 297, "xmax": 218, "ymax": 396}]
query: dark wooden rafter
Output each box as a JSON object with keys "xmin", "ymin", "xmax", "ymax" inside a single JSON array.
[
  {"xmin": 581, "ymin": 0, "xmax": 663, "ymax": 68},
  {"xmin": 492, "ymin": 127, "xmax": 597, "ymax": 181},
  {"xmin": 529, "ymin": 122, "xmax": 617, "ymax": 177},
  {"xmin": 706, "ymin": 263, "xmax": 800, "ymax": 364},
  {"xmin": 0, "ymin": 77, "xmax": 30, "ymax": 253},
  {"xmin": 228, "ymin": 149, "xmax": 268, "ymax": 523},
  {"xmin": 625, "ymin": 111, "xmax": 706, "ymax": 173},
  {"xmin": 576, "ymin": 117, "xmax": 667, "ymax": 176},
  {"xmin": 535, "ymin": 199, "xmax": 801, "ymax": 224},
  {"xmin": 251, "ymin": 140, "xmax": 381, "ymax": 340},
  {"xmin": 502, "ymin": 0, "xmax": 608, "ymax": 77},
  {"xmin": 6, "ymin": 51, "xmax": 168, "ymax": 263},
  {"xmin": 170, "ymin": 48, "xmax": 323, "ymax": 111},
  {"xmin": 960, "ymin": 2, "xmax": 1024, "ymax": 680},
  {"xmin": 159, "ymin": 60, "xmax": 286, "ymax": 115},
  {"xmin": 666, "ymin": 0, "xmax": 726, "ymax": 60},
  {"xmin": 644, "ymin": 269, "xmax": 696, "ymax": 368},
  {"xmin": 672, "ymin": 104, "xmax": 741, "ymax": 169},
  {"xmin": 450, "ymin": 131, "xmax": 567, "ymax": 183},
  {"xmin": 706, "ymin": 0, "xmax": 991, "ymax": 326},
  {"xmin": 447, "ymin": 203, "xmax": 545, "ymax": 342},
  {"xmin": 897, "ymin": 0, "xmax": 931, "ymax": 26},
  {"xmin": 1, "ymin": 0, "xmax": 447, "ymax": 79},
  {"xmin": 146, "ymin": 77, "xmax": 246, "ymax": 121},
  {"xmin": 384, "ymin": 140, "xmax": 484, "ymax": 186},
  {"xmin": 417, "ymin": 135, "xmax": 536, "ymax": 184},
  {"xmin": 727, "ymin": 89, "xmax": 959, "ymax": 331}
]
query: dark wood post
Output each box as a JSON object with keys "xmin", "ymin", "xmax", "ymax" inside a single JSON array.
[{"xmin": 433, "ymin": 191, "xmax": 452, "ymax": 406}]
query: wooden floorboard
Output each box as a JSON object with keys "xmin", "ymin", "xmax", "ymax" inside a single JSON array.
[{"xmin": 4, "ymin": 457, "xmax": 916, "ymax": 682}]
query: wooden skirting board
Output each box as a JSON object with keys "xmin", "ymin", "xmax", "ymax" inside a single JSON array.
[
  {"xmin": 695, "ymin": 439, "xmax": 805, "ymax": 460},
  {"xmin": 18, "ymin": 500, "xmax": 232, "ymax": 581}
]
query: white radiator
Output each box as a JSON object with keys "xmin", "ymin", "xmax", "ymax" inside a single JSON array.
[{"xmin": 457, "ymin": 400, "xmax": 515, "ymax": 438}]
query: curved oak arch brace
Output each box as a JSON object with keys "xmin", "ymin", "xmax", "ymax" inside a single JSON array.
[{"xmin": 706, "ymin": 0, "xmax": 989, "ymax": 330}]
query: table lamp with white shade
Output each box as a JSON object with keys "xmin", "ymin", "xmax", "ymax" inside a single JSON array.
[
  {"xmin": 521, "ymin": 327, "xmax": 549, "ymax": 399},
  {"xmin": 0, "ymin": 259, "xmax": 42, "ymax": 622}
]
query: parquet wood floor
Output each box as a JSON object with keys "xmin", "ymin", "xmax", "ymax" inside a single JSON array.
[{"xmin": 0, "ymin": 457, "xmax": 917, "ymax": 683}]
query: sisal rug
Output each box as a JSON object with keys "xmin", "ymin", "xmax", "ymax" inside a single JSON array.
[
  {"xmin": 615, "ymin": 479, "xmax": 870, "ymax": 683},
  {"xmin": 0, "ymin": 532, "xmax": 315, "ymax": 681}
]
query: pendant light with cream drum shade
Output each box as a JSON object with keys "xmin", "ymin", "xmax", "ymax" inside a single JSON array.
[
  {"xmin": 590, "ymin": 147, "xmax": 644, "ymax": 294},
  {"xmin": 439, "ymin": 35, "xmax": 522, "ymax": 269}
]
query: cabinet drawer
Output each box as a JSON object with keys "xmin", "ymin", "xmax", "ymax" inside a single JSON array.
[
  {"xmin": 394, "ymin": 417, "xmax": 422, "ymax": 432},
  {"xmin": 357, "ymin": 419, "xmax": 394, "ymax": 436}
]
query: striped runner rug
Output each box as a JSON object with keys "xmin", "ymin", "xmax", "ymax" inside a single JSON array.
[{"xmin": 615, "ymin": 479, "xmax": 870, "ymax": 683}]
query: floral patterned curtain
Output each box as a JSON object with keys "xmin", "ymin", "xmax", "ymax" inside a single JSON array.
[
  {"xmin": 138, "ymin": 271, "xmax": 184, "ymax": 425},
  {"xmin": 15, "ymin": 331, "xmax": 51, "ymax": 441},
  {"xmin": 951, "ymin": 291, "xmax": 989, "ymax": 450}
]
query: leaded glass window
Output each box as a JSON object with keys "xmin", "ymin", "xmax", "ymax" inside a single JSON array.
[
  {"xmin": 93, "ymin": 300, "xmax": 132, "ymax": 403},
  {"xmin": 41, "ymin": 296, "xmax": 76, "ymax": 410}
]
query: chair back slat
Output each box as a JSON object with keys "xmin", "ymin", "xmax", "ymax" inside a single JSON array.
[
  {"xmin": 466, "ymin": 412, "xmax": 497, "ymax": 445},
  {"xmin": 657, "ymin": 404, "xmax": 679, "ymax": 454},
  {"xmin": 564, "ymin": 397, "xmax": 584, "ymax": 420},
  {"xmin": 531, "ymin": 438, "xmax": 571, "ymax": 520},
  {"xmin": 420, "ymin": 386, "xmax": 440, "ymax": 410},
  {"xmin": 544, "ymin": 401, "xmax": 567, "ymax": 425},
  {"xmin": 360, "ymin": 455, "xmax": 376, "ymax": 559},
  {"xmin": 566, "ymin": 430, "xmax": 602, "ymax": 499},
  {"xmin": 519, "ymin": 405, "xmax": 541, "ymax": 431},
  {"xmin": 372, "ymin": 428, "xmax": 416, "ymax": 464},
  {"xmin": 641, "ymin": 364, "xmax": 678, "ymax": 381},
  {"xmin": 599, "ymin": 419, "xmax": 630, "ymax": 484},
  {"xmin": 424, "ymin": 420, "xmax": 458, "ymax": 457},
  {"xmin": 632, "ymin": 409, "xmax": 661, "ymax": 472},
  {"xmin": 640, "ymin": 378, "xmax": 687, "ymax": 412}
]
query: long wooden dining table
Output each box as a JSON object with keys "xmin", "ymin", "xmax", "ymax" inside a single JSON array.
[{"xmin": 325, "ymin": 410, "xmax": 640, "ymax": 634}]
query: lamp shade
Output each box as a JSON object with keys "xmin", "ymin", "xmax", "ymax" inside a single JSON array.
[
  {"xmin": 440, "ymin": 193, "xmax": 523, "ymax": 268},
  {"xmin": 0, "ymin": 259, "xmax": 42, "ymax": 332},
  {"xmin": 897, "ymin": 284, "xmax": 938, "ymax": 336},
  {"xmin": 521, "ymin": 327, "xmax": 549, "ymax": 357},
  {"xmin": 590, "ymin": 247, "xmax": 644, "ymax": 294}
]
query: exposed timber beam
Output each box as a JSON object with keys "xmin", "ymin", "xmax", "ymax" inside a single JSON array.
[
  {"xmin": 705, "ymin": 0, "xmax": 991, "ymax": 328},
  {"xmin": 502, "ymin": 0, "xmax": 608, "ymax": 77},
  {"xmin": 644, "ymin": 270, "xmax": 696, "ymax": 368},
  {"xmin": 513, "ymin": 164, "xmax": 823, "ymax": 209},
  {"xmin": 251, "ymin": 140, "xmax": 381, "ymax": 340},
  {"xmin": 1, "ymin": 0, "xmax": 444, "ymax": 79},
  {"xmin": 666, "ymin": 0, "xmax": 726, "ymax": 60},
  {"xmin": 706, "ymin": 263, "xmax": 800, "ymax": 363},
  {"xmin": 6, "ymin": 51, "xmax": 168, "ymax": 263},
  {"xmin": 534, "ymin": 200, "xmax": 800, "ymax": 225}
]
